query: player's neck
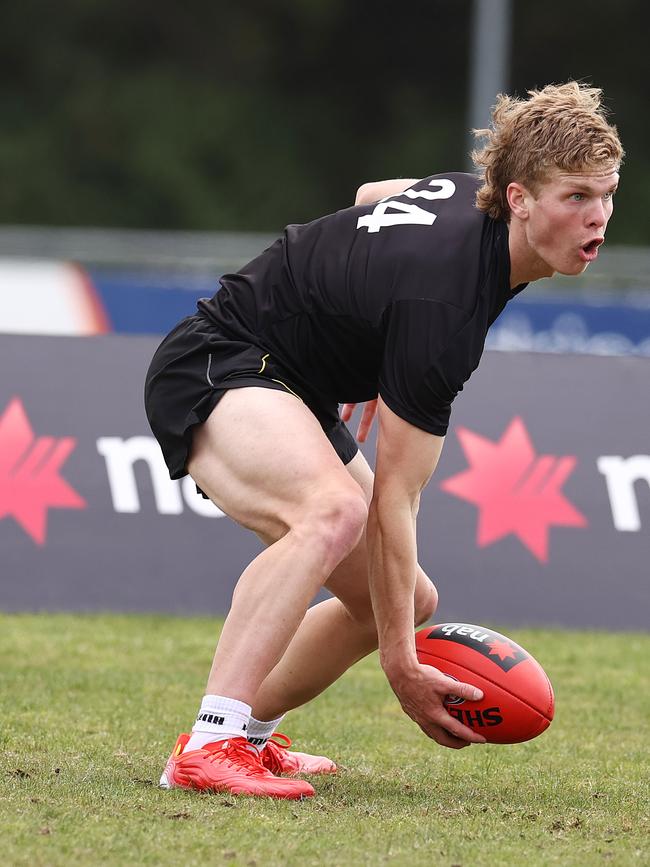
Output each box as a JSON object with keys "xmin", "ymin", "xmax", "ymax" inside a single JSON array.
[{"xmin": 507, "ymin": 220, "xmax": 555, "ymax": 287}]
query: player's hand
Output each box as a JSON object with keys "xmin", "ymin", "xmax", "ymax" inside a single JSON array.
[
  {"xmin": 340, "ymin": 399, "xmax": 378, "ymax": 442},
  {"xmin": 384, "ymin": 659, "xmax": 487, "ymax": 749}
]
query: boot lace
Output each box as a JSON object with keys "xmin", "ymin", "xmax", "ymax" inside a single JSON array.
[
  {"xmin": 261, "ymin": 732, "xmax": 293, "ymax": 774},
  {"xmin": 205, "ymin": 737, "xmax": 268, "ymax": 777}
]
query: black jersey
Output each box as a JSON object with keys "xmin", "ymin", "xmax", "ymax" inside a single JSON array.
[{"xmin": 198, "ymin": 172, "xmax": 524, "ymax": 437}]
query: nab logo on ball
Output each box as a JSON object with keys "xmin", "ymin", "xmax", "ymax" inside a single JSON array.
[
  {"xmin": 428, "ymin": 623, "xmax": 528, "ymax": 673},
  {"xmin": 440, "ymin": 416, "xmax": 587, "ymax": 563},
  {"xmin": 0, "ymin": 397, "xmax": 86, "ymax": 545}
]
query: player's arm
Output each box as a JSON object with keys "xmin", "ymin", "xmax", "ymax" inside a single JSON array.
[
  {"xmin": 367, "ymin": 397, "xmax": 486, "ymax": 748},
  {"xmin": 355, "ymin": 178, "xmax": 420, "ymax": 206}
]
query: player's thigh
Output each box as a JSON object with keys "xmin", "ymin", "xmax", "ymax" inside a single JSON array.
[
  {"xmin": 187, "ymin": 386, "xmax": 367, "ymax": 540},
  {"xmin": 325, "ymin": 448, "xmax": 438, "ymax": 625}
]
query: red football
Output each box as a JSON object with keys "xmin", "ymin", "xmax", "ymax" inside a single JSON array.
[{"xmin": 415, "ymin": 623, "xmax": 555, "ymax": 744}]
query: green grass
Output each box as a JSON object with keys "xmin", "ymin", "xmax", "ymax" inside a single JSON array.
[{"xmin": 0, "ymin": 614, "xmax": 648, "ymax": 867}]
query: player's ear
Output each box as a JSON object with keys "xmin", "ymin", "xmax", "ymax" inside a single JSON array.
[{"xmin": 506, "ymin": 182, "xmax": 530, "ymax": 221}]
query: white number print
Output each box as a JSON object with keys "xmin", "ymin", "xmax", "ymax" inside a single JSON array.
[{"xmin": 356, "ymin": 178, "xmax": 456, "ymax": 234}]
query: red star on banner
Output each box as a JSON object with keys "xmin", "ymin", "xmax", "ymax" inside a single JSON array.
[
  {"xmin": 0, "ymin": 397, "xmax": 86, "ymax": 545},
  {"xmin": 440, "ymin": 417, "xmax": 587, "ymax": 563},
  {"xmin": 486, "ymin": 639, "xmax": 518, "ymax": 661}
]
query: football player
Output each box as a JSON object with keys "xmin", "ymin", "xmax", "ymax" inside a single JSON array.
[{"xmin": 146, "ymin": 82, "xmax": 622, "ymax": 797}]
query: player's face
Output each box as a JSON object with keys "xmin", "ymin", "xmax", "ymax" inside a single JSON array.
[{"xmin": 524, "ymin": 169, "xmax": 619, "ymax": 276}]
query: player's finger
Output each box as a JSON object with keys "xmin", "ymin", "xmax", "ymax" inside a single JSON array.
[
  {"xmin": 356, "ymin": 400, "xmax": 378, "ymax": 442},
  {"xmin": 423, "ymin": 725, "xmax": 472, "ymax": 750},
  {"xmin": 441, "ymin": 679, "xmax": 483, "ymax": 703},
  {"xmin": 435, "ymin": 709, "xmax": 487, "ymax": 744},
  {"xmin": 340, "ymin": 403, "xmax": 356, "ymax": 422}
]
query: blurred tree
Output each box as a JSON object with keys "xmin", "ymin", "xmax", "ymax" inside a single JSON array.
[
  {"xmin": 0, "ymin": 0, "xmax": 645, "ymax": 243},
  {"xmin": 510, "ymin": 0, "xmax": 649, "ymax": 245}
]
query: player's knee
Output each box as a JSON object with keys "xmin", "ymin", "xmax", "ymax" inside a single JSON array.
[
  {"xmin": 323, "ymin": 491, "xmax": 368, "ymax": 563},
  {"xmin": 300, "ymin": 490, "xmax": 368, "ymax": 569},
  {"xmin": 414, "ymin": 573, "xmax": 438, "ymax": 626}
]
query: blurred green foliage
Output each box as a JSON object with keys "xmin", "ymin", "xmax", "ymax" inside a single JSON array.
[{"xmin": 0, "ymin": 1, "xmax": 646, "ymax": 241}]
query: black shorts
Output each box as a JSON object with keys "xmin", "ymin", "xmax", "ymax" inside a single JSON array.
[{"xmin": 144, "ymin": 314, "xmax": 358, "ymax": 480}]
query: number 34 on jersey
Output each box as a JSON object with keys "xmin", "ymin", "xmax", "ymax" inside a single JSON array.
[{"xmin": 356, "ymin": 178, "xmax": 456, "ymax": 233}]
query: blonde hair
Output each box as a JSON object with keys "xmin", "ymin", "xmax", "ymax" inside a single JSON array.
[{"xmin": 472, "ymin": 82, "xmax": 624, "ymax": 221}]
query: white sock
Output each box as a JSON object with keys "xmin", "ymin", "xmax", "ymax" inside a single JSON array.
[
  {"xmin": 185, "ymin": 695, "xmax": 251, "ymax": 751},
  {"xmin": 246, "ymin": 714, "xmax": 285, "ymax": 750}
]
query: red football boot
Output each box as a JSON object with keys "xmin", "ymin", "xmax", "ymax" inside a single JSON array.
[
  {"xmin": 160, "ymin": 734, "xmax": 315, "ymax": 798},
  {"xmin": 260, "ymin": 733, "xmax": 337, "ymax": 776}
]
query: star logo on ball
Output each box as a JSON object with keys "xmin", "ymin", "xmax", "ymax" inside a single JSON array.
[
  {"xmin": 486, "ymin": 639, "xmax": 518, "ymax": 662},
  {"xmin": 440, "ymin": 417, "xmax": 587, "ymax": 563},
  {"xmin": 0, "ymin": 397, "xmax": 86, "ymax": 545}
]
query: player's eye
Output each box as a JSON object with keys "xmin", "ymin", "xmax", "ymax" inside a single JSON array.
[{"xmin": 569, "ymin": 193, "xmax": 584, "ymax": 201}]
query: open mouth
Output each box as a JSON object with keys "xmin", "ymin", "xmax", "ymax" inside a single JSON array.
[{"xmin": 579, "ymin": 237, "xmax": 604, "ymax": 262}]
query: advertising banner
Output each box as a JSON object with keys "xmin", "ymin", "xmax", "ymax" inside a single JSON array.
[
  {"xmin": 2, "ymin": 255, "xmax": 650, "ymax": 356},
  {"xmin": 0, "ymin": 334, "xmax": 648, "ymax": 629}
]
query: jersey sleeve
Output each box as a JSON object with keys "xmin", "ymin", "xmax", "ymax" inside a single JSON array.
[{"xmin": 378, "ymin": 299, "xmax": 480, "ymax": 436}]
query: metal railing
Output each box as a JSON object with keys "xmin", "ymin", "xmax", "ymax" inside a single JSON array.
[{"xmin": 0, "ymin": 225, "xmax": 648, "ymax": 300}]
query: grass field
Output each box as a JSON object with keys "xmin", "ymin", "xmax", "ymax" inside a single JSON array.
[{"xmin": 1, "ymin": 614, "xmax": 648, "ymax": 866}]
